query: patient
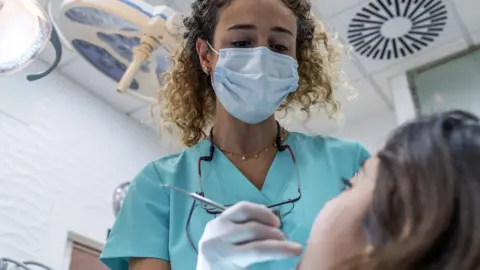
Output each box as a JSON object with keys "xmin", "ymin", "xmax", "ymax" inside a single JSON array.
[{"xmin": 299, "ymin": 110, "xmax": 480, "ymax": 270}]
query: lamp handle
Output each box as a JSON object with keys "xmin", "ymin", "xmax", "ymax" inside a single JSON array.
[{"xmin": 26, "ymin": 26, "xmax": 63, "ymax": 81}]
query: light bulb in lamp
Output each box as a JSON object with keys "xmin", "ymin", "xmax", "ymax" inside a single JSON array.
[{"xmin": 0, "ymin": 0, "xmax": 62, "ymax": 81}]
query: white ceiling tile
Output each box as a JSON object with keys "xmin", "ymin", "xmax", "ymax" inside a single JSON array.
[
  {"xmin": 472, "ymin": 30, "xmax": 480, "ymax": 45},
  {"xmin": 327, "ymin": 0, "xmax": 465, "ymax": 75},
  {"xmin": 289, "ymin": 111, "xmax": 336, "ymax": 135},
  {"xmin": 174, "ymin": 0, "xmax": 367, "ymax": 19},
  {"xmin": 170, "ymin": 0, "xmax": 192, "ymax": 14},
  {"xmin": 127, "ymin": 104, "xmax": 186, "ymax": 151},
  {"xmin": 451, "ymin": 0, "xmax": 480, "ymax": 33},
  {"xmin": 128, "ymin": 105, "xmax": 156, "ymax": 129},
  {"xmin": 344, "ymin": 79, "xmax": 391, "ymax": 116},
  {"xmin": 145, "ymin": 0, "xmax": 171, "ymax": 4},
  {"xmin": 342, "ymin": 56, "xmax": 366, "ymax": 82},
  {"xmin": 372, "ymin": 38, "xmax": 468, "ymax": 99},
  {"xmin": 304, "ymin": 78, "xmax": 390, "ymax": 133},
  {"xmin": 313, "ymin": 0, "xmax": 368, "ymax": 19},
  {"xmin": 59, "ymin": 58, "xmax": 146, "ymax": 112}
]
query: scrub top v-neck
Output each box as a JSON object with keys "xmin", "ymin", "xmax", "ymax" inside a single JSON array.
[{"xmin": 100, "ymin": 132, "xmax": 371, "ymax": 270}]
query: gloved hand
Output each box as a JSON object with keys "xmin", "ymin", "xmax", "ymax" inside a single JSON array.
[{"xmin": 196, "ymin": 201, "xmax": 303, "ymax": 270}]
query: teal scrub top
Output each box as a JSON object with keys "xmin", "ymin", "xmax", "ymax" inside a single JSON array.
[{"xmin": 100, "ymin": 132, "xmax": 370, "ymax": 270}]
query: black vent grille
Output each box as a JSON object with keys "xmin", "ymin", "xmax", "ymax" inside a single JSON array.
[{"xmin": 347, "ymin": 0, "xmax": 447, "ymax": 60}]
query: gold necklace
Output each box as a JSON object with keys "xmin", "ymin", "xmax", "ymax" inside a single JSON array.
[{"xmin": 216, "ymin": 129, "xmax": 287, "ymax": 161}]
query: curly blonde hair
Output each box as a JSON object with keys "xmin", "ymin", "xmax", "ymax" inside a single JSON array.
[{"xmin": 155, "ymin": 0, "xmax": 345, "ymax": 147}]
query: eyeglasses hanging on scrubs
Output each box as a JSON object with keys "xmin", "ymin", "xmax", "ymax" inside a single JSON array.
[
  {"xmin": 197, "ymin": 133, "xmax": 302, "ymax": 216},
  {"xmin": 186, "ymin": 122, "xmax": 301, "ymax": 253}
]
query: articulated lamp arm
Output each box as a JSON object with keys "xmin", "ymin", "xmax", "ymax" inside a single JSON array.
[{"xmin": 116, "ymin": 13, "xmax": 185, "ymax": 96}]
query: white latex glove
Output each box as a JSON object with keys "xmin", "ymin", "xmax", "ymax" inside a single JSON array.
[{"xmin": 196, "ymin": 201, "xmax": 303, "ymax": 270}]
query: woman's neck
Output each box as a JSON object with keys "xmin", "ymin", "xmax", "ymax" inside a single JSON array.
[{"xmin": 212, "ymin": 115, "xmax": 278, "ymax": 155}]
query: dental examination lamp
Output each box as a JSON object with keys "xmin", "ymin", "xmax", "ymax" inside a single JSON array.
[
  {"xmin": 56, "ymin": 0, "xmax": 185, "ymax": 104},
  {"xmin": 0, "ymin": 0, "xmax": 62, "ymax": 81}
]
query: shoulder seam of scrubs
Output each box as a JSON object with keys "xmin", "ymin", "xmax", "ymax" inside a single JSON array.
[
  {"xmin": 355, "ymin": 142, "xmax": 365, "ymax": 159},
  {"xmin": 150, "ymin": 161, "xmax": 171, "ymax": 200},
  {"xmin": 354, "ymin": 142, "xmax": 368, "ymax": 171}
]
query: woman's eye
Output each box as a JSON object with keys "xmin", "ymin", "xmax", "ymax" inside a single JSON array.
[
  {"xmin": 270, "ymin": 44, "xmax": 288, "ymax": 53},
  {"xmin": 231, "ymin": 41, "xmax": 251, "ymax": 48},
  {"xmin": 341, "ymin": 178, "xmax": 353, "ymax": 192}
]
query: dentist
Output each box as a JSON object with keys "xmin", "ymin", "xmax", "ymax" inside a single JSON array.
[{"xmin": 100, "ymin": 0, "xmax": 370, "ymax": 269}]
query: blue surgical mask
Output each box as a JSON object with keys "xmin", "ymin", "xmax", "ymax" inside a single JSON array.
[{"xmin": 208, "ymin": 44, "xmax": 299, "ymax": 124}]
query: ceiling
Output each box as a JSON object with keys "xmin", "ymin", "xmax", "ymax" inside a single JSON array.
[{"xmin": 37, "ymin": 0, "xmax": 480, "ymax": 134}]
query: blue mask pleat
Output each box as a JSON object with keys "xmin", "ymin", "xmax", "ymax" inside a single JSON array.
[{"xmin": 210, "ymin": 46, "xmax": 299, "ymax": 124}]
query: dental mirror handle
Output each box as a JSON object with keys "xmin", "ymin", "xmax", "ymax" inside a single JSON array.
[{"xmin": 160, "ymin": 185, "xmax": 227, "ymax": 211}]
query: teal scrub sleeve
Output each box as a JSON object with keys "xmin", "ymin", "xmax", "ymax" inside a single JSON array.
[
  {"xmin": 100, "ymin": 162, "xmax": 170, "ymax": 270},
  {"xmin": 354, "ymin": 143, "xmax": 371, "ymax": 172}
]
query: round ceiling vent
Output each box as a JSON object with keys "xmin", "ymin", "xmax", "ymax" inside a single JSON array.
[{"xmin": 347, "ymin": 0, "xmax": 447, "ymax": 60}]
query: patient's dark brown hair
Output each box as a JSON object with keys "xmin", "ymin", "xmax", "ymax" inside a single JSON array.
[{"xmin": 350, "ymin": 110, "xmax": 480, "ymax": 270}]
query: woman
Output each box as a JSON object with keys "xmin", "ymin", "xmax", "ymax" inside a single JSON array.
[
  {"xmin": 100, "ymin": 0, "xmax": 370, "ymax": 269},
  {"xmin": 198, "ymin": 110, "xmax": 480, "ymax": 270},
  {"xmin": 301, "ymin": 110, "xmax": 480, "ymax": 270}
]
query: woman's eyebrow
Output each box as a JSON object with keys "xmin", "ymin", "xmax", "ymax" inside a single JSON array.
[
  {"xmin": 227, "ymin": 24, "xmax": 256, "ymax": 31},
  {"xmin": 271, "ymin": 26, "xmax": 294, "ymax": 36}
]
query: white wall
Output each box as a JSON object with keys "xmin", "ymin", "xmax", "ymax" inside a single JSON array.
[{"xmin": 0, "ymin": 62, "xmax": 176, "ymax": 269}]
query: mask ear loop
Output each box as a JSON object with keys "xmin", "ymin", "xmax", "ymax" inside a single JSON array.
[
  {"xmin": 206, "ymin": 41, "xmax": 219, "ymax": 55},
  {"xmin": 203, "ymin": 41, "xmax": 218, "ymax": 90},
  {"xmin": 201, "ymin": 41, "xmax": 218, "ymax": 74}
]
